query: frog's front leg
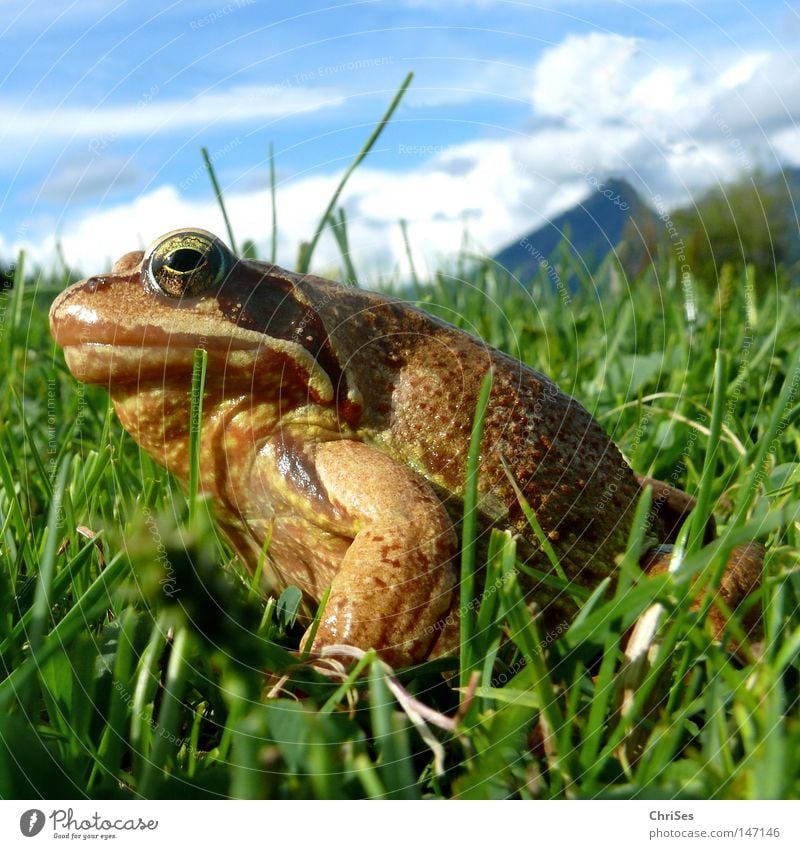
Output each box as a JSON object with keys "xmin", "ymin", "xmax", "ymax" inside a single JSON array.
[{"xmin": 302, "ymin": 440, "xmax": 458, "ymax": 667}]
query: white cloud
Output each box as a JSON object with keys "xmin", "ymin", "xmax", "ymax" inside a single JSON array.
[
  {"xmin": 27, "ymin": 154, "xmax": 531, "ymax": 279},
  {"xmin": 13, "ymin": 130, "xmax": 642, "ymax": 281},
  {"xmin": 14, "ymin": 33, "xmax": 800, "ymax": 279},
  {"xmin": 771, "ymin": 126, "xmax": 800, "ymax": 166},
  {"xmin": 719, "ymin": 52, "xmax": 771, "ymax": 89},
  {"xmin": 532, "ymin": 33, "xmax": 644, "ymax": 125},
  {"xmin": 530, "ymin": 33, "xmax": 794, "ymax": 151},
  {"xmin": 0, "ymin": 84, "xmax": 347, "ymax": 144},
  {"xmin": 529, "ymin": 33, "xmax": 798, "ymax": 195}
]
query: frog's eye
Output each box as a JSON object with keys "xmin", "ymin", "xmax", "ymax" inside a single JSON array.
[{"xmin": 144, "ymin": 229, "xmax": 232, "ymax": 297}]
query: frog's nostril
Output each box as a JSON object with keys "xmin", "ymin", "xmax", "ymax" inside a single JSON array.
[{"xmin": 86, "ymin": 275, "xmax": 110, "ymax": 293}]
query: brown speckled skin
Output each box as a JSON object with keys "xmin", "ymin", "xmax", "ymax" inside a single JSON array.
[{"xmin": 49, "ymin": 233, "xmax": 743, "ymax": 666}]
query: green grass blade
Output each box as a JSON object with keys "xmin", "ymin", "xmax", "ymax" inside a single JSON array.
[
  {"xmin": 687, "ymin": 349, "xmax": 727, "ymax": 555},
  {"xmin": 188, "ymin": 348, "xmax": 208, "ymax": 521},
  {"xmin": 328, "ymin": 208, "xmax": 359, "ymax": 285},
  {"xmin": 460, "ymin": 370, "xmax": 493, "ymax": 692},
  {"xmin": 26, "ymin": 459, "xmax": 69, "ymax": 658},
  {"xmin": 368, "ymin": 663, "xmax": 420, "ymax": 799},
  {"xmin": 131, "ymin": 616, "xmax": 169, "ymax": 779},
  {"xmin": 1, "ymin": 250, "xmax": 25, "ymax": 370},
  {"xmin": 297, "ymin": 72, "xmax": 414, "ymax": 274},
  {"xmin": 269, "ymin": 141, "xmax": 278, "ymax": 264},
  {"xmin": 10, "ymin": 384, "xmax": 54, "ymax": 500},
  {"xmin": 89, "ymin": 607, "xmax": 139, "ymax": 789},
  {"xmin": 0, "ymin": 535, "xmax": 97, "ymax": 656},
  {"xmin": 138, "ymin": 625, "xmax": 193, "ymax": 797},
  {"xmin": 497, "ymin": 555, "xmax": 572, "ymax": 793},
  {"xmin": 0, "ymin": 551, "xmax": 127, "ymax": 710},
  {"xmin": 202, "ymin": 146, "xmax": 238, "ymax": 255},
  {"xmin": 733, "ymin": 345, "xmax": 800, "ymax": 522},
  {"xmin": 400, "ymin": 219, "xmax": 419, "ymax": 288},
  {"xmin": 300, "ymin": 585, "xmax": 331, "ymax": 660},
  {"xmin": 499, "ymin": 454, "xmax": 568, "ymax": 583}
]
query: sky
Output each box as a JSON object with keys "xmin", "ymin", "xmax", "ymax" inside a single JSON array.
[{"xmin": 1, "ymin": 0, "xmax": 798, "ymax": 279}]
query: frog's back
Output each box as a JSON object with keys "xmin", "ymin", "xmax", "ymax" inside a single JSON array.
[
  {"xmin": 387, "ymin": 312, "xmax": 641, "ymax": 588},
  {"xmin": 292, "ymin": 272, "xmax": 642, "ymax": 586}
]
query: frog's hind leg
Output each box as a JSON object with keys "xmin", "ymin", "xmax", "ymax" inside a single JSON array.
[{"xmin": 640, "ymin": 541, "xmax": 764, "ymax": 639}]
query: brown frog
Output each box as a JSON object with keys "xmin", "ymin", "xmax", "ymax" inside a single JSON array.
[{"xmin": 49, "ymin": 228, "xmax": 762, "ymax": 666}]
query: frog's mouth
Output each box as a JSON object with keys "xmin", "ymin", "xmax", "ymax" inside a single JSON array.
[
  {"xmin": 52, "ymin": 320, "xmax": 259, "ymax": 385},
  {"xmin": 55, "ymin": 334, "xmax": 269, "ymax": 387},
  {"xmin": 49, "ymin": 286, "xmax": 263, "ymax": 385},
  {"xmin": 49, "ymin": 279, "xmax": 335, "ymax": 401},
  {"xmin": 60, "ymin": 342, "xmax": 208, "ymax": 385}
]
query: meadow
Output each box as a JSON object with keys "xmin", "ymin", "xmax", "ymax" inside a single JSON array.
[{"xmin": 0, "ymin": 89, "xmax": 798, "ymax": 798}]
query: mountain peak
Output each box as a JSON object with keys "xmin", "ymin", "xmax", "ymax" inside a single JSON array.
[{"xmin": 493, "ymin": 177, "xmax": 656, "ymax": 280}]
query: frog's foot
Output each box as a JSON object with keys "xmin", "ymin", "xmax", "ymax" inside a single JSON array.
[
  {"xmin": 303, "ymin": 440, "xmax": 458, "ymax": 668},
  {"xmin": 617, "ymin": 540, "xmax": 764, "ymax": 763},
  {"xmin": 641, "ymin": 541, "xmax": 765, "ymax": 639}
]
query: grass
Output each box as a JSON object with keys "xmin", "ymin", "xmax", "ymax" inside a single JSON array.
[{"xmin": 1, "ymin": 83, "xmax": 799, "ymax": 799}]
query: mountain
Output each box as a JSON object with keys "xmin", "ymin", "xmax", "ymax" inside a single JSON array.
[
  {"xmin": 492, "ymin": 178, "xmax": 660, "ymax": 282},
  {"xmin": 493, "ymin": 168, "xmax": 800, "ymax": 286}
]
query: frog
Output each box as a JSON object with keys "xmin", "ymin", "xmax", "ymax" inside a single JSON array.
[{"xmin": 49, "ymin": 228, "xmax": 763, "ymax": 667}]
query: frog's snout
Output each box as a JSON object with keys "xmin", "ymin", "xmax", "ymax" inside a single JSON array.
[{"xmin": 49, "ymin": 284, "xmax": 76, "ymax": 345}]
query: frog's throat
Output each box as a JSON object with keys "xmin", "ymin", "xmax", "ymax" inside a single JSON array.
[{"xmin": 110, "ymin": 388, "xmax": 275, "ymax": 490}]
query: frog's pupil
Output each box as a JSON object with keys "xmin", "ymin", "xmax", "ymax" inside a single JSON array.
[{"xmin": 164, "ymin": 248, "xmax": 205, "ymax": 273}]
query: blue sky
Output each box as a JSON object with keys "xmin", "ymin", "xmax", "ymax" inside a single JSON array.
[{"xmin": 1, "ymin": 0, "xmax": 798, "ymax": 276}]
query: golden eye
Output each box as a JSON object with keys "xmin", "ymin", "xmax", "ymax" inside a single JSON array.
[{"xmin": 144, "ymin": 229, "xmax": 232, "ymax": 297}]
